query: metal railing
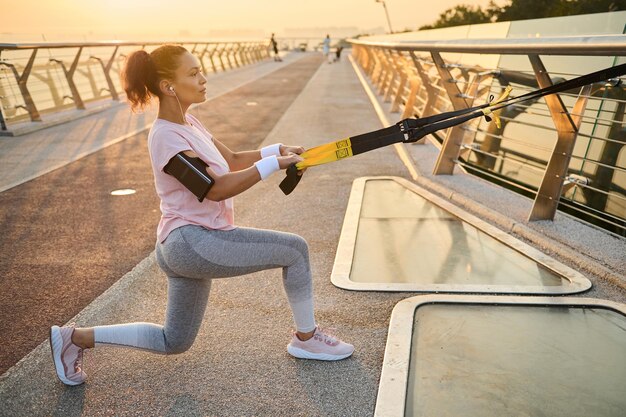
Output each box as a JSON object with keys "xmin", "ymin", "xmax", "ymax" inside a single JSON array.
[
  {"xmin": 0, "ymin": 40, "xmax": 271, "ymax": 133},
  {"xmin": 349, "ymin": 35, "xmax": 626, "ymax": 237}
]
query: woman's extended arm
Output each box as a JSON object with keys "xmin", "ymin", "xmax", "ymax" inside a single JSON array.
[
  {"xmin": 212, "ymin": 138, "xmax": 304, "ymax": 171},
  {"xmin": 180, "ymin": 150, "xmax": 301, "ymax": 202}
]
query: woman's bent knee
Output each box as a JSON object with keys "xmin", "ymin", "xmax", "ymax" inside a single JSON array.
[
  {"xmin": 163, "ymin": 323, "xmax": 200, "ymax": 355},
  {"xmin": 164, "ymin": 337, "xmax": 195, "ymax": 355},
  {"xmin": 289, "ymin": 234, "xmax": 309, "ymax": 257}
]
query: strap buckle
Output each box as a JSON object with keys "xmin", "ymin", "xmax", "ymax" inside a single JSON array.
[{"xmin": 397, "ymin": 118, "xmax": 421, "ymax": 132}]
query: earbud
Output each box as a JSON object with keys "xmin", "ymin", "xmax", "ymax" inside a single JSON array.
[{"xmin": 169, "ymin": 86, "xmax": 175, "ymax": 92}]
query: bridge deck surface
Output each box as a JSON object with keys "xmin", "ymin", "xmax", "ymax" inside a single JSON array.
[{"xmin": 0, "ymin": 51, "xmax": 624, "ymax": 417}]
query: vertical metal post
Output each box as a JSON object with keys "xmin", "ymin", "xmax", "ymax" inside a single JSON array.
[
  {"xmin": 239, "ymin": 43, "xmax": 249, "ymax": 66},
  {"xmin": 457, "ymin": 72, "xmax": 494, "ymax": 160},
  {"xmin": 371, "ymin": 49, "xmax": 385, "ymax": 85},
  {"xmin": 197, "ymin": 44, "xmax": 209, "ymax": 75},
  {"xmin": 383, "ymin": 50, "xmax": 403, "ymax": 103},
  {"xmin": 0, "ymin": 91, "xmax": 7, "ymax": 130},
  {"xmin": 364, "ymin": 47, "xmax": 376, "ymax": 75},
  {"xmin": 351, "ymin": 45, "xmax": 359, "ymax": 65},
  {"xmin": 372, "ymin": 49, "xmax": 387, "ymax": 90},
  {"xmin": 390, "ymin": 70, "xmax": 407, "ymax": 112},
  {"xmin": 377, "ymin": 50, "xmax": 393, "ymax": 94},
  {"xmin": 252, "ymin": 43, "xmax": 260, "ymax": 61},
  {"xmin": 354, "ymin": 46, "xmax": 365, "ymax": 71},
  {"xmin": 390, "ymin": 53, "xmax": 409, "ymax": 113},
  {"xmin": 90, "ymin": 46, "xmax": 119, "ymax": 101},
  {"xmin": 221, "ymin": 44, "xmax": 231, "ymax": 69},
  {"xmin": 431, "ymin": 53, "xmax": 496, "ymax": 173},
  {"xmin": 527, "ymin": 54, "xmax": 591, "ymax": 221},
  {"xmin": 67, "ymin": 47, "xmax": 85, "ymax": 109},
  {"xmin": 246, "ymin": 43, "xmax": 256, "ymax": 64},
  {"xmin": 3, "ymin": 49, "xmax": 42, "ymax": 122},
  {"xmin": 104, "ymin": 46, "xmax": 119, "ymax": 100},
  {"xmin": 0, "ymin": 60, "xmax": 7, "ymax": 129},
  {"xmin": 409, "ymin": 52, "xmax": 437, "ymax": 119},
  {"xmin": 251, "ymin": 43, "xmax": 259, "ymax": 62},
  {"xmin": 255, "ymin": 42, "xmax": 262, "ymax": 61},
  {"xmin": 51, "ymin": 47, "xmax": 85, "ymax": 109},
  {"xmin": 232, "ymin": 43, "xmax": 241, "ymax": 67},
  {"xmin": 402, "ymin": 77, "xmax": 421, "ymax": 118},
  {"xmin": 225, "ymin": 43, "xmax": 235, "ymax": 69},
  {"xmin": 355, "ymin": 46, "xmax": 365, "ymax": 68},
  {"xmin": 246, "ymin": 43, "xmax": 254, "ymax": 64},
  {"xmin": 262, "ymin": 41, "xmax": 270, "ymax": 59},
  {"xmin": 208, "ymin": 44, "xmax": 218, "ymax": 73},
  {"xmin": 244, "ymin": 43, "xmax": 253, "ymax": 63},
  {"xmin": 431, "ymin": 51, "xmax": 471, "ymax": 175},
  {"xmin": 217, "ymin": 44, "xmax": 227, "ymax": 72},
  {"xmin": 381, "ymin": 50, "xmax": 396, "ymax": 100}
]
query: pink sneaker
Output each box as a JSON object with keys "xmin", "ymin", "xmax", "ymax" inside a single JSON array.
[
  {"xmin": 287, "ymin": 326, "xmax": 354, "ymax": 361},
  {"xmin": 49, "ymin": 323, "xmax": 87, "ymax": 386}
]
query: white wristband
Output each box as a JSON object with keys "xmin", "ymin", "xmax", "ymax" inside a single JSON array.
[
  {"xmin": 260, "ymin": 143, "xmax": 283, "ymax": 158},
  {"xmin": 254, "ymin": 155, "xmax": 280, "ymax": 180}
]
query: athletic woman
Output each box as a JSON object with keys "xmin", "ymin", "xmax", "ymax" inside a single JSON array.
[{"xmin": 50, "ymin": 44, "xmax": 354, "ymax": 386}]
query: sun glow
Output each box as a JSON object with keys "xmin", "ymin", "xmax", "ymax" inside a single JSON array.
[{"xmin": 1, "ymin": 0, "xmax": 494, "ymax": 42}]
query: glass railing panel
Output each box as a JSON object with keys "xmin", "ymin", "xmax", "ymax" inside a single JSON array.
[
  {"xmin": 406, "ymin": 303, "xmax": 626, "ymax": 417},
  {"xmin": 350, "ymin": 179, "xmax": 562, "ymax": 286}
]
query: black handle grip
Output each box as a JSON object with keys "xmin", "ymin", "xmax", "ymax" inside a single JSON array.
[{"xmin": 279, "ymin": 164, "xmax": 303, "ymax": 195}]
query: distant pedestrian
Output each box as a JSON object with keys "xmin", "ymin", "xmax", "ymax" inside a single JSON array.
[
  {"xmin": 335, "ymin": 45, "xmax": 344, "ymax": 62},
  {"xmin": 49, "ymin": 44, "xmax": 354, "ymax": 386},
  {"xmin": 270, "ymin": 33, "xmax": 282, "ymax": 62},
  {"xmin": 322, "ymin": 34, "xmax": 332, "ymax": 64}
]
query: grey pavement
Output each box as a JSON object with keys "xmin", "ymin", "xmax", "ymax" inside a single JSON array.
[{"xmin": 1, "ymin": 51, "xmax": 626, "ymax": 416}]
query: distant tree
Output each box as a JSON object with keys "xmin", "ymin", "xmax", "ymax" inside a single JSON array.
[
  {"xmin": 419, "ymin": 5, "xmax": 493, "ymax": 30},
  {"xmin": 487, "ymin": 0, "xmax": 567, "ymax": 21},
  {"xmin": 419, "ymin": 0, "xmax": 626, "ymax": 30},
  {"xmin": 490, "ymin": 0, "xmax": 625, "ymax": 21},
  {"xmin": 555, "ymin": 0, "xmax": 625, "ymax": 15}
]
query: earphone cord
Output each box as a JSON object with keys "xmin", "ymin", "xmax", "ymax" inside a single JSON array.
[{"xmin": 173, "ymin": 92, "xmax": 187, "ymax": 125}]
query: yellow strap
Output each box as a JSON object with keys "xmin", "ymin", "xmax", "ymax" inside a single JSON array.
[
  {"xmin": 300, "ymin": 138, "xmax": 351, "ymax": 159},
  {"xmin": 481, "ymin": 106, "xmax": 502, "ymax": 129},
  {"xmin": 295, "ymin": 138, "xmax": 353, "ymax": 168},
  {"xmin": 492, "ymin": 109, "xmax": 502, "ymax": 129},
  {"xmin": 492, "ymin": 85, "xmax": 513, "ymax": 105},
  {"xmin": 480, "ymin": 86, "xmax": 510, "ymax": 129},
  {"xmin": 296, "ymin": 144, "xmax": 354, "ymax": 169}
]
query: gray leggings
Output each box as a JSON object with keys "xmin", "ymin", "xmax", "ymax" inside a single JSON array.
[{"xmin": 93, "ymin": 225, "xmax": 315, "ymax": 354}]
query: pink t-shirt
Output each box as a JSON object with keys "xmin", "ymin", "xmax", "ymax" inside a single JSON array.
[{"xmin": 148, "ymin": 114, "xmax": 236, "ymax": 242}]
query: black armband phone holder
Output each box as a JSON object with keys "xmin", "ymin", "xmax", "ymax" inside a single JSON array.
[{"xmin": 164, "ymin": 152, "xmax": 215, "ymax": 202}]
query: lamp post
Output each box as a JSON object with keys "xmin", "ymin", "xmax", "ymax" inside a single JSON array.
[{"xmin": 375, "ymin": 0, "xmax": 394, "ymax": 34}]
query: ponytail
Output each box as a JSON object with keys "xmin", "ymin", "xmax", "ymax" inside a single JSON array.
[{"xmin": 122, "ymin": 44, "xmax": 188, "ymax": 112}]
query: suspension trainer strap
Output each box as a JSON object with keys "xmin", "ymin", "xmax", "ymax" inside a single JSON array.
[
  {"xmin": 279, "ymin": 62, "xmax": 626, "ymax": 195},
  {"xmin": 278, "ymin": 126, "xmax": 405, "ymax": 194}
]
